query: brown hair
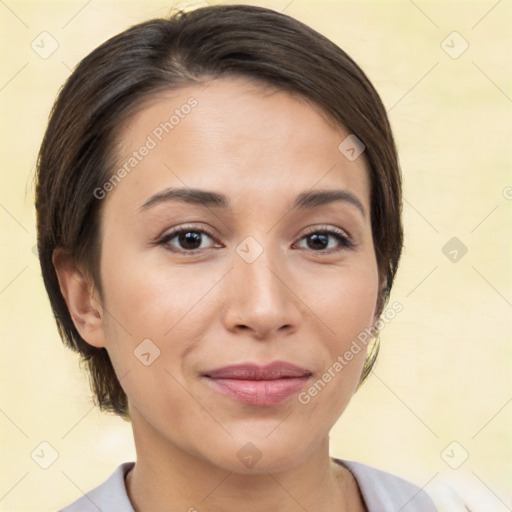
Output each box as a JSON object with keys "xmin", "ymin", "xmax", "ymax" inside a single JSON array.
[{"xmin": 35, "ymin": 4, "xmax": 403, "ymax": 420}]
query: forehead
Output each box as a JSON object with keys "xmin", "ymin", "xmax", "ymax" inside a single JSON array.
[{"xmin": 106, "ymin": 76, "xmax": 371, "ymax": 215}]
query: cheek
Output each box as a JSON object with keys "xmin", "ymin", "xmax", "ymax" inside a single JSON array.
[
  {"xmin": 100, "ymin": 249, "xmax": 222, "ymax": 339},
  {"xmin": 310, "ymin": 260, "xmax": 380, "ymax": 344},
  {"xmin": 309, "ymin": 258, "xmax": 379, "ymax": 386},
  {"xmin": 96, "ymin": 250, "xmax": 234, "ymax": 419},
  {"xmin": 96, "ymin": 257, "xmax": 219, "ymax": 423},
  {"xmin": 272, "ymin": 254, "xmax": 379, "ymax": 415}
]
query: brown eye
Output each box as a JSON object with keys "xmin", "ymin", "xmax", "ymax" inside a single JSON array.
[
  {"xmin": 158, "ymin": 226, "xmax": 219, "ymax": 253},
  {"xmin": 174, "ymin": 231, "xmax": 204, "ymax": 250},
  {"xmin": 306, "ymin": 232, "xmax": 330, "ymax": 250},
  {"xmin": 295, "ymin": 228, "xmax": 354, "ymax": 253}
]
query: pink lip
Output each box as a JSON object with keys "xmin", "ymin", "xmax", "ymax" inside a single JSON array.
[{"xmin": 203, "ymin": 362, "xmax": 312, "ymax": 407}]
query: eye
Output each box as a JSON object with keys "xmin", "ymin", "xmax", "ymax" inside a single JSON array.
[
  {"xmin": 294, "ymin": 227, "xmax": 354, "ymax": 253},
  {"xmin": 157, "ymin": 226, "xmax": 220, "ymax": 253}
]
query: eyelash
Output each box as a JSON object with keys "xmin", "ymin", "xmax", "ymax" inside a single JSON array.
[
  {"xmin": 295, "ymin": 226, "xmax": 355, "ymax": 253},
  {"xmin": 155, "ymin": 224, "xmax": 355, "ymax": 255},
  {"xmin": 155, "ymin": 225, "xmax": 221, "ymax": 255}
]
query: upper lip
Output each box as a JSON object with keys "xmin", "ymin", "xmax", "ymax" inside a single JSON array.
[{"xmin": 204, "ymin": 361, "xmax": 312, "ymax": 380}]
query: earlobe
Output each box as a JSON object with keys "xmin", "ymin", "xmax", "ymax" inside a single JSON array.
[{"xmin": 52, "ymin": 249, "xmax": 107, "ymax": 348}]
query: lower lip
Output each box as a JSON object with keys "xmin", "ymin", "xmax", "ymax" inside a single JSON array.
[{"xmin": 204, "ymin": 377, "xmax": 310, "ymax": 406}]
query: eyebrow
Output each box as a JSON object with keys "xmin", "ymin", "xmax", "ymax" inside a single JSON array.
[
  {"xmin": 140, "ymin": 187, "xmax": 366, "ymax": 218},
  {"xmin": 294, "ymin": 189, "xmax": 366, "ymax": 218},
  {"xmin": 140, "ymin": 188, "xmax": 229, "ymax": 210}
]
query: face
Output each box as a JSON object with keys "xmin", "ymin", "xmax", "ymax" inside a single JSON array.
[{"xmin": 91, "ymin": 77, "xmax": 380, "ymax": 473}]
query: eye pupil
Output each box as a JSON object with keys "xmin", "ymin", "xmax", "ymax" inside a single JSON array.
[
  {"xmin": 179, "ymin": 231, "xmax": 202, "ymax": 249},
  {"xmin": 307, "ymin": 233, "xmax": 328, "ymax": 250}
]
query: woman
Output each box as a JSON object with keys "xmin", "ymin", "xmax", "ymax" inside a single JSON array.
[{"xmin": 35, "ymin": 4, "xmax": 439, "ymax": 511}]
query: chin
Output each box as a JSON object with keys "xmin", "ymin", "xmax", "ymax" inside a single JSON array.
[{"xmin": 199, "ymin": 432, "xmax": 320, "ymax": 476}]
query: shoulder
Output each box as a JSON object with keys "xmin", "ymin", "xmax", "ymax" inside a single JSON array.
[
  {"xmin": 334, "ymin": 458, "xmax": 439, "ymax": 512},
  {"xmin": 58, "ymin": 462, "xmax": 135, "ymax": 512}
]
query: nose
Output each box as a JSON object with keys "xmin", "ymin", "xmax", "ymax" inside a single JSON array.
[{"xmin": 221, "ymin": 245, "xmax": 302, "ymax": 340}]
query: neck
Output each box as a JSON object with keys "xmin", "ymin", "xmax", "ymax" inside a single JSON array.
[{"xmin": 125, "ymin": 411, "xmax": 365, "ymax": 512}]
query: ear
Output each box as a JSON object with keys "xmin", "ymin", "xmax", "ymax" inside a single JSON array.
[{"xmin": 53, "ymin": 248, "xmax": 107, "ymax": 348}]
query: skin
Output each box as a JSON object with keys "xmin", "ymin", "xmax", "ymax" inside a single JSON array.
[{"xmin": 55, "ymin": 76, "xmax": 382, "ymax": 512}]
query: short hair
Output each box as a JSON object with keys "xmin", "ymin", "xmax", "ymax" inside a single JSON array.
[{"xmin": 35, "ymin": 4, "xmax": 403, "ymax": 420}]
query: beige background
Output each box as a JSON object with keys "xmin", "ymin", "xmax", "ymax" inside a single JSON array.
[{"xmin": 1, "ymin": 0, "xmax": 511, "ymax": 511}]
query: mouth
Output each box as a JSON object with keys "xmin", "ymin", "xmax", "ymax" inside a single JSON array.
[{"xmin": 202, "ymin": 361, "xmax": 313, "ymax": 407}]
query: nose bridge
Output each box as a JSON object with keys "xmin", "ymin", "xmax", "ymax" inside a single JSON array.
[
  {"xmin": 240, "ymin": 243, "xmax": 283, "ymax": 303},
  {"xmin": 223, "ymin": 237, "xmax": 300, "ymax": 338}
]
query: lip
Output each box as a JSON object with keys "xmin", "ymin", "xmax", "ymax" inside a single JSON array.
[{"xmin": 203, "ymin": 361, "xmax": 312, "ymax": 407}]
